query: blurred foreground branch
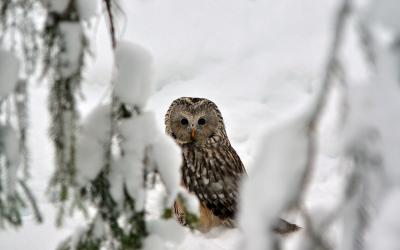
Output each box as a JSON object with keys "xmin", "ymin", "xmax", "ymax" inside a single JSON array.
[{"xmin": 298, "ymin": 0, "xmax": 352, "ymax": 249}]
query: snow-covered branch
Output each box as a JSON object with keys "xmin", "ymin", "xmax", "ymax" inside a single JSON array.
[
  {"xmin": 0, "ymin": 1, "xmax": 42, "ymax": 227},
  {"xmin": 59, "ymin": 40, "xmax": 186, "ymax": 250},
  {"xmin": 239, "ymin": 1, "xmax": 352, "ymax": 250},
  {"xmin": 43, "ymin": 0, "xmax": 99, "ymax": 225}
]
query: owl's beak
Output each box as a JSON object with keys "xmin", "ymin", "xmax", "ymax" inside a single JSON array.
[{"xmin": 191, "ymin": 128, "xmax": 196, "ymax": 140}]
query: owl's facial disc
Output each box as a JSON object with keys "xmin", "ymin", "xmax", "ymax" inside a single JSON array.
[{"xmin": 171, "ymin": 110, "xmax": 218, "ymax": 144}]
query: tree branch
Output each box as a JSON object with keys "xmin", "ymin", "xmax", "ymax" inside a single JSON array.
[
  {"xmin": 103, "ymin": 0, "xmax": 116, "ymax": 49},
  {"xmin": 301, "ymin": 0, "xmax": 351, "ymax": 202},
  {"xmin": 297, "ymin": 0, "xmax": 352, "ymax": 248}
]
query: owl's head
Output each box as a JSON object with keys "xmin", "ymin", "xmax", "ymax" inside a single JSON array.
[{"xmin": 165, "ymin": 97, "xmax": 226, "ymax": 145}]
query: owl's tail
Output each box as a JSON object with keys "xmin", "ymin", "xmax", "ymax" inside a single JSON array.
[
  {"xmin": 223, "ymin": 217, "xmax": 300, "ymax": 235},
  {"xmin": 273, "ymin": 218, "xmax": 301, "ymax": 234}
]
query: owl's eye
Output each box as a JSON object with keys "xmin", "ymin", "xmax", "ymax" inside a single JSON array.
[
  {"xmin": 198, "ymin": 118, "xmax": 206, "ymax": 125},
  {"xmin": 181, "ymin": 118, "xmax": 188, "ymax": 125}
]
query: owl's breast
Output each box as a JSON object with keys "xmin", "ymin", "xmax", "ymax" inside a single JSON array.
[
  {"xmin": 181, "ymin": 144, "xmax": 206, "ymax": 189},
  {"xmin": 180, "ymin": 143, "xmax": 244, "ymax": 220}
]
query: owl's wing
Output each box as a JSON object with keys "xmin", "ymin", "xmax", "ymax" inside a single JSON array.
[{"xmin": 190, "ymin": 144, "xmax": 246, "ymax": 221}]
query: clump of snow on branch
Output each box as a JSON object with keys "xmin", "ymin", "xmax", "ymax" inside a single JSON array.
[
  {"xmin": 111, "ymin": 40, "xmax": 182, "ymax": 210},
  {"xmin": 113, "ymin": 111, "xmax": 183, "ymax": 210},
  {"xmin": 58, "ymin": 22, "xmax": 84, "ymax": 78},
  {"xmin": 0, "ymin": 49, "xmax": 20, "ymax": 99},
  {"xmin": 111, "ymin": 40, "xmax": 186, "ymax": 249},
  {"xmin": 115, "ymin": 112, "xmax": 158, "ymax": 210},
  {"xmin": 41, "ymin": 0, "xmax": 100, "ymax": 20},
  {"xmin": 70, "ymin": 40, "xmax": 186, "ymax": 249},
  {"xmin": 114, "ymin": 41, "xmax": 154, "ymax": 108},
  {"xmin": 41, "ymin": 0, "xmax": 70, "ymax": 14},
  {"xmin": 75, "ymin": 105, "xmax": 111, "ymax": 186},
  {"xmin": 238, "ymin": 110, "xmax": 309, "ymax": 250},
  {"xmin": 75, "ymin": 0, "xmax": 100, "ymax": 21},
  {"xmin": 151, "ymin": 135, "xmax": 185, "ymax": 207},
  {"xmin": 176, "ymin": 186, "xmax": 200, "ymax": 217}
]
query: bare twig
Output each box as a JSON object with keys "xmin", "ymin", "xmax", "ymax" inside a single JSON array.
[
  {"xmin": 357, "ymin": 22, "xmax": 377, "ymax": 72},
  {"xmin": 297, "ymin": 0, "xmax": 352, "ymax": 248},
  {"xmin": 301, "ymin": 0, "xmax": 351, "ymax": 203},
  {"xmin": 103, "ymin": 0, "xmax": 116, "ymax": 49}
]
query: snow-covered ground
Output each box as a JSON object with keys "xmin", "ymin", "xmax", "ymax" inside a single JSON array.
[{"xmin": 0, "ymin": 0, "xmax": 368, "ymax": 249}]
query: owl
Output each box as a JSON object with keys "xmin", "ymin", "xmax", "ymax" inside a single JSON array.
[{"xmin": 165, "ymin": 97, "xmax": 299, "ymax": 233}]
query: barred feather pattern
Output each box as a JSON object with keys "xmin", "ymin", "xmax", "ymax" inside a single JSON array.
[
  {"xmin": 166, "ymin": 97, "xmax": 301, "ymax": 234},
  {"xmin": 165, "ymin": 97, "xmax": 246, "ymax": 227},
  {"xmin": 182, "ymin": 140, "xmax": 246, "ymax": 220}
]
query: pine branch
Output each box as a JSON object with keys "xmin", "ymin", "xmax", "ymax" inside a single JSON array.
[{"xmin": 19, "ymin": 179, "xmax": 43, "ymax": 223}]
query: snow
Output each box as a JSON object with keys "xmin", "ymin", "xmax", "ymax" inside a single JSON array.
[
  {"xmin": 0, "ymin": 125, "xmax": 20, "ymax": 168},
  {"xmin": 344, "ymin": 81, "xmax": 400, "ymax": 182},
  {"xmin": 178, "ymin": 228, "xmax": 242, "ymax": 250},
  {"xmin": 0, "ymin": 49, "xmax": 20, "ymax": 99},
  {"xmin": 58, "ymin": 22, "xmax": 83, "ymax": 78},
  {"xmin": 108, "ymin": 159, "xmax": 125, "ymax": 204},
  {"xmin": 0, "ymin": 125, "xmax": 20, "ymax": 195},
  {"xmin": 0, "ymin": 0, "xmax": 389, "ymax": 249},
  {"xmin": 343, "ymin": 0, "xmax": 400, "ymax": 206},
  {"xmin": 238, "ymin": 110, "xmax": 310, "ymax": 250},
  {"xmin": 41, "ymin": 0, "xmax": 70, "ymax": 14},
  {"xmin": 177, "ymin": 187, "xmax": 200, "ymax": 217},
  {"xmin": 75, "ymin": 0, "xmax": 100, "ymax": 21},
  {"xmin": 366, "ymin": 189, "xmax": 400, "ymax": 250},
  {"xmin": 364, "ymin": 0, "xmax": 400, "ymax": 32},
  {"xmin": 114, "ymin": 41, "xmax": 154, "ymax": 108},
  {"xmin": 114, "ymin": 154, "xmax": 146, "ymax": 211},
  {"xmin": 112, "ymin": 110, "xmax": 182, "ymax": 211},
  {"xmin": 151, "ymin": 134, "xmax": 182, "ymax": 206},
  {"xmin": 147, "ymin": 219, "xmax": 186, "ymax": 244},
  {"xmin": 338, "ymin": 4, "xmax": 400, "ymax": 248},
  {"xmin": 79, "ymin": 104, "xmax": 111, "ymax": 144},
  {"xmin": 143, "ymin": 234, "xmax": 166, "ymax": 250},
  {"xmin": 76, "ymin": 105, "xmax": 111, "ymax": 186},
  {"xmin": 111, "ymin": 40, "xmax": 182, "ymax": 212},
  {"xmin": 43, "ymin": 0, "xmax": 99, "ymax": 22},
  {"xmin": 115, "ymin": 112, "xmax": 155, "ymax": 210}
]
